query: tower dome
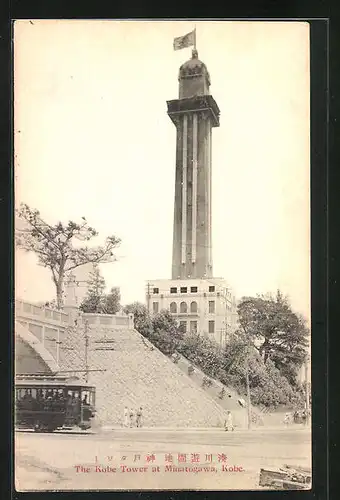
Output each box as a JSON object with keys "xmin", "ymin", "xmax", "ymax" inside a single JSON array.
[{"xmin": 178, "ymin": 49, "xmax": 211, "ymax": 99}]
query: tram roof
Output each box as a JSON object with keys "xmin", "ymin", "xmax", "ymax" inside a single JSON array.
[{"xmin": 15, "ymin": 373, "xmax": 95, "ymax": 390}]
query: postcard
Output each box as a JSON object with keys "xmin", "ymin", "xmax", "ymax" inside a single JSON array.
[{"xmin": 14, "ymin": 19, "xmax": 311, "ymax": 491}]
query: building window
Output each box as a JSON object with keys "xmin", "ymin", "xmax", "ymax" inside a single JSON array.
[
  {"xmin": 190, "ymin": 321, "xmax": 197, "ymax": 333},
  {"xmin": 190, "ymin": 286, "xmax": 198, "ymax": 293},
  {"xmin": 209, "ymin": 286, "xmax": 215, "ymax": 292},
  {"xmin": 208, "ymin": 301, "xmax": 215, "ymax": 314},
  {"xmin": 190, "ymin": 301, "xmax": 198, "ymax": 313},
  {"xmin": 179, "ymin": 321, "xmax": 187, "ymax": 333},
  {"xmin": 152, "ymin": 302, "xmax": 159, "ymax": 314},
  {"xmin": 180, "ymin": 301, "xmax": 187, "ymax": 313},
  {"xmin": 208, "ymin": 320, "xmax": 215, "ymax": 333},
  {"xmin": 170, "ymin": 287, "xmax": 177, "ymax": 294},
  {"xmin": 180, "ymin": 287, "xmax": 188, "ymax": 293},
  {"xmin": 170, "ymin": 302, "xmax": 177, "ymax": 314},
  {"xmin": 153, "ymin": 288, "xmax": 159, "ymax": 294}
]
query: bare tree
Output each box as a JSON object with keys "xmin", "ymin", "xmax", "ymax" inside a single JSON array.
[{"xmin": 16, "ymin": 203, "xmax": 121, "ymax": 309}]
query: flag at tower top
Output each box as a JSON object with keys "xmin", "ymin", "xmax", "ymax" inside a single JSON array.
[{"xmin": 173, "ymin": 30, "xmax": 196, "ymax": 51}]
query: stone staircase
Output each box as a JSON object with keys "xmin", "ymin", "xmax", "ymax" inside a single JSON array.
[
  {"xmin": 170, "ymin": 352, "xmax": 263, "ymax": 428},
  {"xmin": 59, "ymin": 324, "xmax": 229, "ymax": 427}
]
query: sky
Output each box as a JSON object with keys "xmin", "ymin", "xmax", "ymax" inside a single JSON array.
[{"xmin": 14, "ymin": 20, "xmax": 311, "ymax": 320}]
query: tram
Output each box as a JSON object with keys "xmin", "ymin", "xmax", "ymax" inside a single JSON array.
[{"xmin": 15, "ymin": 373, "xmax": 96, "ymax": 432}]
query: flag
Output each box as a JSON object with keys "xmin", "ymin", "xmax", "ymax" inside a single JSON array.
[{"xmin": 173, "ymin": 30, "xmax": 195, "ymax": 51}]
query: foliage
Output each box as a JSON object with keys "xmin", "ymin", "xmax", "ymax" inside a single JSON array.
[
  {"xmin": 223, "ymin": 333, "xmax": 249, "ymax": 375},
  {"xmin": 123, "ymin": 304, "xmax": 183, "ymax": 356},
  {"xmin": 103, "ymin": 287, "xmax": 121, "ymax": 315},
  {"xmin": 248, "ymin": 357, "xmax": 303, "ymax": 408},
  {"xmin": 202, "ymin": 376, "xmax": 213, "ymax": 388},
  {"xmin": 177, "ymin": 333, "xmax": 225, "ymax": 380},
  {"xmin": 16, "ymin": 204, "xmax": 120, "ymax": 309},
  {"xmin": 123, "ymin": 302, "xmax": 153, "ymax": 337},
  {"xmin": 222, "ymin": 345, "xmax": 303, "ymax": 408},
  {"xmin": 79, "ymin": 265, "xmax": 106, "ymax": 313},
  {"xmin": 150, "ymin": 310, "xmax": 184, "ymax": 355},
  {"xmin": 237, "ymin": 291, "xmax": 309, "ymax": 384},
  {"xmin": 79, "ymin": 266, "xmax": 121, "ymax": 314}
]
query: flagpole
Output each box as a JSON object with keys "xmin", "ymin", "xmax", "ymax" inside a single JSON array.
[{"xmin": 194, "ymin": 26, "xmax": 197, "ymax": 51}]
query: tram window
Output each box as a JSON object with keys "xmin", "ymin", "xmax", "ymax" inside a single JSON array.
[
  {"xmin": 81, "ymin": 390, "xmax": 91, "ymax": 405},
  {"xmin": 89, "ymin": 390, "xmax": 95, "ymax": 405},
  {"xmin": 23, "ymin": 389, "xmax": 30, "ymax": 399},
  {"xmin": 17, "ymin": 388, "xmax": 36, "ymax": 400},
  {"xmin": 66, "ymin": 390, "xmax": 80, "ymax": 400},
  {"xmin": 45, "ymin": 390, "xmax": 52, "ymax": 399}
]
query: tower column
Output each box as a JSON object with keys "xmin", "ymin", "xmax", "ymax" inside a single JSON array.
[
  {"xmin": 181, "ymin": 115, "xmax": 188, "ymax": 264},
  {"xmin": 207, "ymin": 118, "xmax": 212, "ymax": 271},
  {"xmin": 192, "ymin": 113, "xmax": 198, "ymax": 264}
]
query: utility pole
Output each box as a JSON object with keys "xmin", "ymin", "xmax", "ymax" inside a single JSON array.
[
  {"xmin": 147, "ymin": 282, "xmax": 150, "ymax": 313},
  {"xmin": 147, "ymin": 282, "xmax": 154, "ymax": 314},
  {"xmin": 84, "ymin": 319, "xmax": 89, "ymax": 383},
  {"xmin": 245, "ymin": 356, "xmax": 252, "ymax": 429}
]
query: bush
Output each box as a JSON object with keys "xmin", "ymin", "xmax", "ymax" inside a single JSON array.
[
  {"xmin": 177, "ymin": 334, "xmax": 225, "ymax": 380},
  {"xmin": 202, "ymin": 376, "xmax": 213, "ymax": 388}
]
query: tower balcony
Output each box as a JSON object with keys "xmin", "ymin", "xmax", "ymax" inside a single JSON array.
[{"xmin": 167, "ymin": 95, "xmax": 220, "ymax": 127}]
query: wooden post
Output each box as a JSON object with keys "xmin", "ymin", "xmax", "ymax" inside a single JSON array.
[
  {"xmin": 246, "ymin": 359, "xmax": 252, "ymax": 429},
  {"xmin": 84, "ymin": 320, "xmax": 89, "ymax": 383}
]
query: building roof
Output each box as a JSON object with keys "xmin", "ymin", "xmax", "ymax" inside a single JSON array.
[{"xmin": 179, "ymin": 50, "xmax": 210, "ymax": 83}]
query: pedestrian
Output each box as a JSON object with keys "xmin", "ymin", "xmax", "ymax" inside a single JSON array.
[
  {"xmin": 129, "ymin": 408, "xmax": 134, "ymax": 428},
  {"xmin": 123, "ymin": 406, "xmax": 129, "ymax": 428},
  {"xmin": 136, "ymin": 407, "xmax": 143, "ymax": 428},
  {"xmin": 284, "ymin": 412, "xmax": 291, "ymax": 426},
  {"xmin": 224, "ymin": 410, "xmax": 234, "ymax": 431}
]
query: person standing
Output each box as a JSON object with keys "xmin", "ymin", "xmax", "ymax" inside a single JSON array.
[
  {"xmin": 129, "ymin": 408, "xmax": 134, "ymax": 428},
  {"xmin": 224, "ymin": 411, "xmax": 234, "ymax": 431},
  {"xmin": 284, "ymin": 412, "xmax": 291, "ymax": 426},
  {"xmin": 123, "ymin": 406, "xmax": 129, "ymax": 427},
  {"xmin": 136, "ymin": 407, "xmax": 143, "ymax": 428}
]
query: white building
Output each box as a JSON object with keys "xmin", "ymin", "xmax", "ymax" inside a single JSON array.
[{"xmin": 146, "ymin": 277, "xmax": 238, "ymax": 347}]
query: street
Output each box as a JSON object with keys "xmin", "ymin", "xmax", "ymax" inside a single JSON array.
[{"xmin": 15, "ymin": 427, "xmax": 311, "ymax": 491}]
